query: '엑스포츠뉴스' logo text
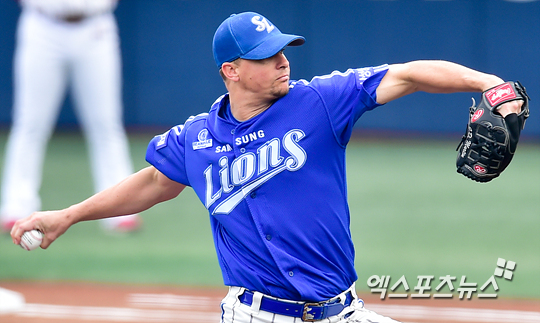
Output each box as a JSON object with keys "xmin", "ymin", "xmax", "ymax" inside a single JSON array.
[{"xmin": 204, "ymin": 129, "xmax": 307, "ymax": 215}]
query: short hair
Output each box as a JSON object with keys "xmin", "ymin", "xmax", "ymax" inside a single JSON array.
[
  {"xmin": 219, "ymin": 59, "xmax": 240, "ymax": 82},
  {"xmin": 219, "ymin": 68, "xmax": 226, "ymax": 81}
]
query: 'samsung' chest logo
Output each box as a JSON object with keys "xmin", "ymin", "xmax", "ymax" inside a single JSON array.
[
  {"xmin": 204, "ymin": 129, "xmax": 307, "ymax": 215},
  {"xmin": 156, "ymin": 133, "xmax": 168, "ymax": 148},
  {"xmin": 192, "ymin": 129, "xmax": 213, "ymax": 150}
]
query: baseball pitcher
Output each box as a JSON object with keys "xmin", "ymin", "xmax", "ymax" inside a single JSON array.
[{"xmin": 10, "ymin": 11, "xmax": 527, "ymax": 323}]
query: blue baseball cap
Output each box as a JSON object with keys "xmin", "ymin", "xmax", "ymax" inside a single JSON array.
[{"xmin": 213, "ymin": 12, "xmax": 305, "ymax": 68}]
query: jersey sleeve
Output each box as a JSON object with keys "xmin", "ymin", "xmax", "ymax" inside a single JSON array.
[
  {"xmin": 145, "ymin": 124, "xmax": 190, "ymax": 186},
  {"xmin": 308, "ymin": 64, "xmax": 389, "ymax": 145}
]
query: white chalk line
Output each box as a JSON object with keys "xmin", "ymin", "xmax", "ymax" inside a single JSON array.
[
  {"xmin": 15, "ymin": 303, "xmax": 221, "ymax": 322},
  {"xmin": 128, "ymin": 293, "xmax": 220, "ymax": 309},
  {"xmin": 367, "ymin": 304, "xmax": 540, "ymax": 323},
  {"xmin": 2, "ymin": 293, "xmax": 540, "ymax": 322}
]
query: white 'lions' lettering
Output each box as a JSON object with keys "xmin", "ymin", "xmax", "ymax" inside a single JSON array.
[
  {"xmin": 204, "ymin": 129, "xmax": 306, "ymax": 214},
  {"xmin": 231, "ymin": 153, "xmax": 256, "ymax": 185},
  {"xmin": 257, "ymin": 139, "xmax": 282, "ymax": 174}
]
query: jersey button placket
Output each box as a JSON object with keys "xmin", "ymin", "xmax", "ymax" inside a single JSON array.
[{"xmin": 231, "ymin": 128, "xmax": 240, "ymax": 156}]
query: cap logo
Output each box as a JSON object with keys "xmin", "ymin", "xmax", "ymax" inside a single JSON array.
[{"xmin": 251, "ymin": 16, "xmax": 275, "ymax": 33}]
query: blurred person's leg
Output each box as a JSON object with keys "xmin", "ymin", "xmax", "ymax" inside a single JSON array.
[
  {"xmin": 70, "ymin": 13, "xmax": 140, "ymax": 232},
  {"xmin": 1, "ymin": 10, "xmax": 69, "ymax": 231}
]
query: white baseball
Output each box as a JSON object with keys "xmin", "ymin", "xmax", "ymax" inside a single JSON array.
[{"xmin": 19, "ymin": 230, "xmax": 43, "ymax": 251}]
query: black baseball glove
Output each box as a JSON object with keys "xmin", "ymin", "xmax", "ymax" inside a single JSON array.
[{"xmin": 456, "ymin": 81, "xmax": 530, "ymax": 182}]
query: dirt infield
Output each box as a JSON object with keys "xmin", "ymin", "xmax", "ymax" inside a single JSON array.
[{"xmin": 0, "ymin": 281, "xmax": 539, "ymax": 323}]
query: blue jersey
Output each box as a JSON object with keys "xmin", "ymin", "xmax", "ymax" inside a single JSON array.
[{"xmin": 146, "ymin": 65, "xmax": 389, "ymax": 302}]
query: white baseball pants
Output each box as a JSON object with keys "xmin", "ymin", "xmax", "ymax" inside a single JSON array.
[
  {"xmin": 1, "ymin": 9, "xmax": 134, "ymax": 226},
  {"xmin": 221, "ymin": 286, "xmax": 401, "ymax": 323}
]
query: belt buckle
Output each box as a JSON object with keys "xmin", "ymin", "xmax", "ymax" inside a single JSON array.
[{"xmin": 302, "ymin": 302, "xmax": 321, "ymax": 322}]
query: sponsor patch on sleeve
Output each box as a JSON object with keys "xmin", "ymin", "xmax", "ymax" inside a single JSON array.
[
  {"xmin": 192, "ymin": 129, "xmax": 213, "ymax": 150},
  {"xmin": 356, "ymin": 67, "xmax": 374, "ymax": 83},
  {"xmin": 156, "ymin": 130, "xmax": 170, "ymax": 149}
]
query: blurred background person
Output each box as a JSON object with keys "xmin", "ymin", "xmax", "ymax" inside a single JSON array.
[{"xmin": 0, "ymin": 0, "xmax": 141, "ymax": 233}]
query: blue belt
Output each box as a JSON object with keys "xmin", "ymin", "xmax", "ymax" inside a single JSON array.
[{"xmin": 238, "ymin": 290, "xmax": 354, "ymax": 322}]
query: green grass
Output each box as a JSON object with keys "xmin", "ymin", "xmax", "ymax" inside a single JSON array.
[
  {"xmin": 0, "ymin": 132, "xmax": 538, "ymax": 300},
  {"xmin": 346, "ymin": 139, "xmax": 540, "ymax": 299}
]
